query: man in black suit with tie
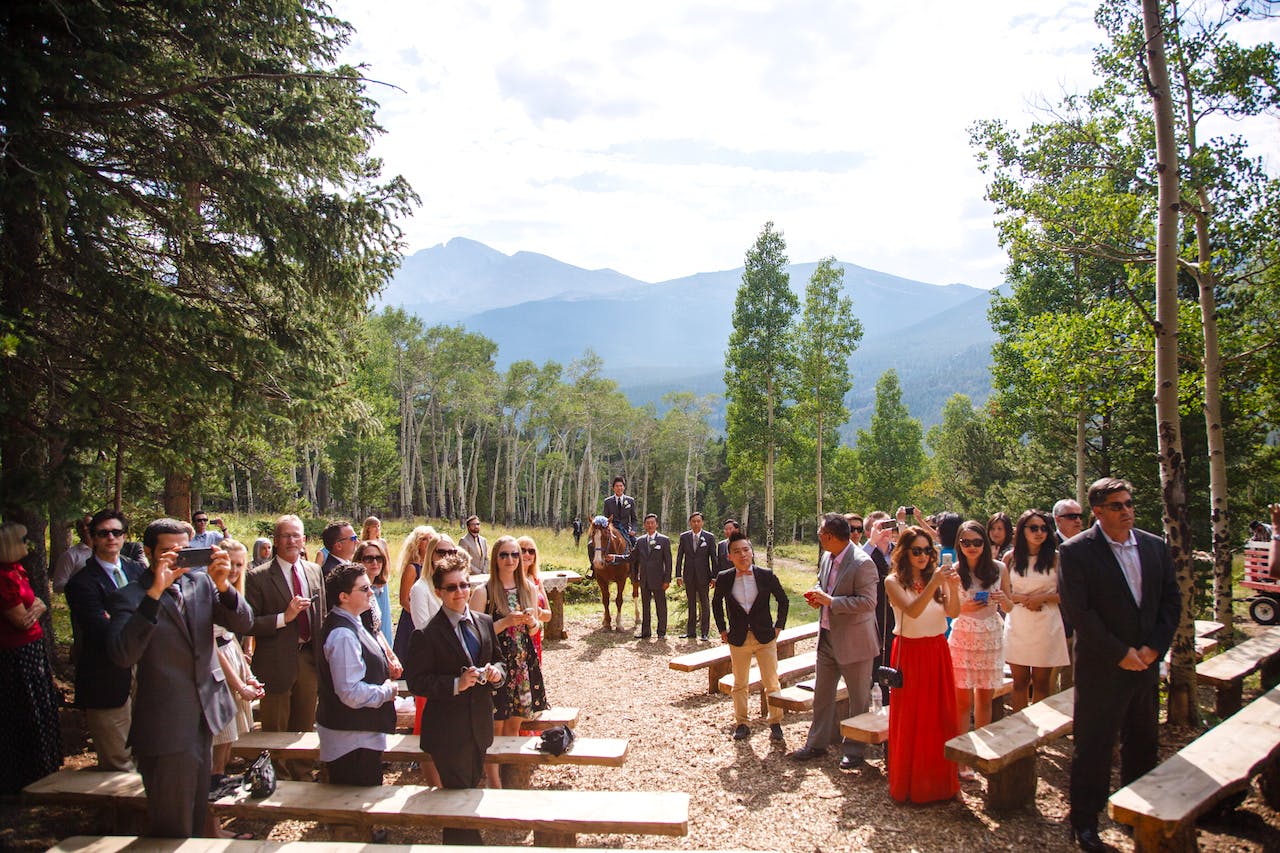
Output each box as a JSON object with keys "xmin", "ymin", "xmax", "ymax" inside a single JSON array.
[
  {"xmin": 65, "ymin": 508, "xmax": 144, "ymax": 771},
  {"xmin": 405, "ymin": 553, "xmax": 505, "ymax": 845},
  {"xmin": 630, "ymin": 513, "xmax": 672, "ymax": 639},
  {"xmin": 713, "ymin": 531, "xmax": 789, "ymax": 743},
  {"xmin": 716, "ymin": 518, "xmax": 740, "ymax": 575},
  {"xmin": 603, "ymin": 476, "xmax": 638, "ymax": 546},
  {"xmin": 1058, "ymin": 478, "xmax": 1180, "ymax": 852},
  {"xmin": 676, "ymin": 511, "xmax": 717, "ymax": 640}
]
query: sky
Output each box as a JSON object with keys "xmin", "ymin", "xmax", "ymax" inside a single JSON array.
[{"xmin": 331, "ymin": 0, "xmax": 1278, "ymax": 289}]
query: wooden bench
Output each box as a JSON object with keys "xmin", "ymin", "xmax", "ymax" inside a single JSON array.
[
  {"xmin": 717, "ymin": 650, "xmax": 818, "ymax": 715},
  {"xmin": 395, "ymin": 704, "xmax": 579, "ymax": 733},
  {"xmin": 231, "ymin": 732, "xmax": 626, "ymax": 789},
  {"xmin": 941, "ymin": 688, "xmax": 1075, "ymax": 811},
  {"xmin": 669, "ymin": 621, "xmax": 819, "ymax": 694},
  {"xmin": 25, "ymin": 771, "xmax": 688, "ymax": 847},
  {"xmin": 1108, "ymin": 683, "xmax": 1280, "ymax": 852},
  {"xmin": 1195, "ymin": 625, "xmax": 1280, "ymax": 717},
  {"xmin": 48, "ymin": 837, "xmax": 769, "ymax": 853},
  {"xmin": 835, "ymin": 677, "xmax": 1017, "ymax": 744}
]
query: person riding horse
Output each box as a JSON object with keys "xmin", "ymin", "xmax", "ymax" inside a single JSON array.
[{"xmin": 603, "ymin": 476, "xmax": 638, "ymax": 548}]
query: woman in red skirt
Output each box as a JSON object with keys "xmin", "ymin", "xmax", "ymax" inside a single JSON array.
[{"xmin": 885, "ymin": 525, "xmax": 962, "ymax": 803}]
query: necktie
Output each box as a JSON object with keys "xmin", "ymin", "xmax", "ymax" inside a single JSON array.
[
  {"xmin": 112, "ymin": 565, "xmax": 127, "ymax": 589},
  {"xmin": 167, "ymin": 584, "xmax": 184, "ymax": 615},
  {"xmin": 460, "ymin": 618, "xmax": 481, "ymax": 664},
  {"xmin": 292, "ymin": 564, "xmax": 311, "ymax": 643}
]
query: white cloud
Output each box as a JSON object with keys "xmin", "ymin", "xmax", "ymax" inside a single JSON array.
[{"xmin": 333, "ymin": 0, "xmax": 1278, "ymax": 288}]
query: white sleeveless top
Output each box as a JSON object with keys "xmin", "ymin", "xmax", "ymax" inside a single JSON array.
[{"xmin": 891, "ymin": 588, "xmax": 949, "ymax": 638}]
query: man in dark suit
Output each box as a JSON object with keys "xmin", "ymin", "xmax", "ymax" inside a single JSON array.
[
  {"xmin": 862, "ymin": 512, "xmax": 897, "ymax": 676},
  {"xmin": 246, "ymin": 514, "xmax": 326, "ymax": 779},
  {"xmin": 603, "ymin": 476, "xmax": 638, "ymax": 546},
  {"xmin": 1058, "ymin": 478, "xmax": 1180, "ymax": 852},
  {"xmin": 319, "ymin": 520, "xmax": 358, "ymax": 576},
  {"xmin": 713, "ymin": 531, "xmax": 789, "ymax": 742},
  {"xmin": 716, "ymin": 518, "xmax": 740, "ymax": 575},
  {"xmin": 790, "ymin": 513, "xmax": 880, "ymax": 769},
  {"xmin": 629, "ymin": 513, "xmax": 672, "ymax": 639},
  {"xmin": 107, "ymin": 517, "xmax": 253, "ymax": 838},
  {"xmin": 675, "ymin": 511, "xmax": 717, "ymax": 640},
  {"xmin": 405, "ymin": 553, "xmax": 505, "ymax": 845},
  {"xmin": 66, "ymin": 508, "xmax": 144, "ymax": 771}
]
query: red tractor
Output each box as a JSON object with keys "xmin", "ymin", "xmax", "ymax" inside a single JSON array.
[{"xmin": 1243, "ymin": 540, "xmax": 1279, "ymax": 625}]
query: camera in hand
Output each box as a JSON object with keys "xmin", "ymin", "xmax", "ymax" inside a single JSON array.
[{"xmin": 175, "ymin": 546, "xmax": 214, "ymax": 568}]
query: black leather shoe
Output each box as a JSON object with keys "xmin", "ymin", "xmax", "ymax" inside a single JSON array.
[
  {"xmin": 633, "ymin": 633, "xmax": 650, "ymax": 639},
  {"xmin": 1070, "ymin": 824, "xmax": 1105, "ymax": 853},
  {"xmin": 839, "ymin": 755, "xmax": 866, "ymax": 771},
  {"xmin": 732, "ymin": 724, "xmax": 750, "ymax": 740},
  {"xmin": 699, "ymin": 635, "xmax": 710, "ymax": 641},
  {"xmin": 678, "ymin": 633, "xmax": 691, "ymax": 639},
  {"xmin": 769, "ymin": 723, "xmax": 785, "ymax": 741},
  {"xmin": 787, "ymin": 746, "xmax": 827, "ymax": 761}
]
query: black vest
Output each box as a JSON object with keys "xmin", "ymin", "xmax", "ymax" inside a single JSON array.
[{"xmin": 316, "ymin": 610, "xmax": 396, "ymax": 734}]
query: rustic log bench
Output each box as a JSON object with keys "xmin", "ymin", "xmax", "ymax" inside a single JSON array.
[
  {"xmin": 47, "ymin": 836, "xmax": 770, "ymax": 853},
  {"xmin": 395, "ymin": 704, "xmax": 579, "ymax": 734},
  {"xmin": 941, "ymin": 687, "xmax": 1076, "ymax": 811},
  {"xmin": 25, "ymin": 772, "xmax": 688, "ymax": 848},
  {"xmin": 717, "ymin": 650, "xmax": 819, "ymax": 716},
  {"xmin": 669, "ymin": 621, "xmax": 819, "ymax": 694},
  {"xmin": 231, "ymin": 732, "xmax": 626, "ymax": 790},
  {"xmin": 1108, "ymin": 683, "xmax": 1280, "ymax": 852},
  {"xmin": 834, "ymin": 676, "xmax": 1017, "ymax": 744},
  {"xmin": 1195, "ymin": 625, "xmax": 1280, "ymax": 717}
]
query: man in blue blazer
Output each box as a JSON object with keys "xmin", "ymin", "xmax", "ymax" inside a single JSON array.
[
  {"xmin": 1058, "ymin": 478, "xmax": 1180, "ymax": 852},
  {"xmin": 65, "ymin": 508, "xmax": 144, "ymax": 771},
  {"xmin": 108, "ymin": 517, "xmax": 253, "ymax": 838},
  {"xmin": 713, "ymin": 531, "xmax": 789, "ymax": 743}
]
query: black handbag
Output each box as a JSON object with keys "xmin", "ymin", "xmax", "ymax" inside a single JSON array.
[
  {"xmin": 536, "ymin": 725, "xmax": 576, "ymax": 756},
  {"xmin": 875, "ymin": 573, "xmax": 903, "ymax": 690},
  {"xmin": 244, "ymin": 750, "xmax": 276, "ymax": 798}
]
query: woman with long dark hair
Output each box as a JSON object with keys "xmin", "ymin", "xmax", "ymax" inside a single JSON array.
[
  {"xmin": 947, "ymin": 521, "xmax": 1012, "ymax": 779},
  {"xmin": 1002, "ymin": 509, "xmax": 1069, "ymax": 711},
  {"xmin": 884, "ymin": 525, "xmax": 961, "ymax": 804},
  {"xmin": 986, "ymin": 512, "xmax": 1013, "ymax": 561}
]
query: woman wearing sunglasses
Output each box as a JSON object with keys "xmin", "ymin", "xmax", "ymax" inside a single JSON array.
[
  {"xmin": 517, "ymin": 536, "xmax": 553, "ymax": 662},
  {"xmin": 947, "ymin": 521, "xmax": 1012, "ymax": 780},
  {"xmin": 1003, "ymin": 509, "xmax": 1069, "ymax": 711},
  {"xmin": 471, "ymin": 535, "xmax": 549, "ymax": 787},
  {"xmin": 884, "ymin": 525, "xmax": 962, "ymax": 804}
]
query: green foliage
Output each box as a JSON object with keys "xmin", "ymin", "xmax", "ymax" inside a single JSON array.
[
  {"xmin": 853, "ymin": 370, "xmax": 927, "ymax": 511},
  {"xmin": 926, "ymin": 395, "xmax": 1013, "ymax": 519}
]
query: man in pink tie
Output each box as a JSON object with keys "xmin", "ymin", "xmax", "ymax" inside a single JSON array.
[{"xmin": 245, "ymin": 514, "xmax": 327, "ymax": 778}]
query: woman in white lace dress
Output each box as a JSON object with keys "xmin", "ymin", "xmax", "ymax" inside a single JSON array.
[{"xmin": 1002, "ymin": 509, "xmax": 1070, "ymax": 711}]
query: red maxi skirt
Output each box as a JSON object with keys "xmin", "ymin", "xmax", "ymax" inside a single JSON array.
[{"xmin": 887, "ymin": 633, "xmax": 960, "ymax": 804}]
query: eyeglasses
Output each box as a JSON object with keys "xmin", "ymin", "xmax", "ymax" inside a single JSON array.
[
  {"xmin": 1100, "ymin": 499, "xmax": 1135, "ymax": 512},
  {"xmin": 908, "ymin": 546, "xmax": 932, "ymax": 557},
  {"xmin": 521, "ymin": 547, "xmax": 537, "ymax": 555},
  {"xmin": 194, "ymin": 518, "xmax": 208, "ymax": 524},
  {"xmin": 958, "ymin": 537, "xmax": 985, "ymax": 548},
  {"xmin": 439, "ymin": 581, "xmax": 471, "ymax": 593},
  {"xmin": 435, "ymin": 547, "xmax": 458, "ymax": 555},
  {"xmin": 849, "ymin": 526, "xmax": 864, "ymax": 534},
  {"xmin": 346, "ymin": 534, "xmax": 359, "ymax": 542},
  {"xmin": 497, "ymin": 552, "xmax": 520, "ymax": 559},
  {"xmin": 1056, "ymin": 512, "xmax": 1083, "ymax": 521},
  {"xmin": 1026, "ymin": 524, "xmax": 1049, "ymax": 533},
  {"xmin": 354, "ymin": 584, "xmax": 373, "ymax": 594},
  {"xmin": 359, "ymin": 554, "xmax": 386, "ymax": 564},
  {"xmin": 93, "ymin": 528, "xmax": 125, "ymax": 539}
]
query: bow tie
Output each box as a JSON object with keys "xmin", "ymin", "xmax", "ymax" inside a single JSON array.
[{"xmin": 736, "ymin": 570, "xmax": 752, "ymax": 578}]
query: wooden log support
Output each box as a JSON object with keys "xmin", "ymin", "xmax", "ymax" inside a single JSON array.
[{"xmin": 985, "ymin": 753, "xmax": 1037, "ymax": 812}]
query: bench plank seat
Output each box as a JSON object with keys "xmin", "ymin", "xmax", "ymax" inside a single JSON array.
[
  {"xmin": 48, "ymin": 836, "xmax": 765, "ymax": 853},
  {"xmin": 942, "ymin": 688, "xmax": 1075, "ymax": 811},
  {"xmin": 25, "ymin": 772, "xmax": 688, "ymax": 847},
  {"xmin": 1195, "ymin": 625, "xmax": 1280, "ymax": 717},
  {"xmin": 669, "ymin": 621, "xmax": 819, "ymax": 694},
  {"xmin": 1108, "ymin": 684, "xmax": 1280, "ymax": 852},
  {"xmin": 836, "ymin": 678, "xmax": 1016, "ymax": 743},
  {"xmin": 231, "ymin": 732, "xmax": 626, "ymax": 768},
  {"xmin": 396, "ymin": 705, "xmax": 579, "ymax": 734}
]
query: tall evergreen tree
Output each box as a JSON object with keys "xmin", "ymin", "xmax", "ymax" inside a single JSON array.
[
  {"xmin": 853, "ymin": 370, "xmax": 926, "ymax": 513},
  {"xmin": 724, "ymin": 222, "xmax": 798, "ymax": 567}
]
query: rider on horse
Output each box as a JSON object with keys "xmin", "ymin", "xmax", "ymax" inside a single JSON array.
[{"xmin": 602, "ymin": 475, "xmax": 638, "ymax": 548}]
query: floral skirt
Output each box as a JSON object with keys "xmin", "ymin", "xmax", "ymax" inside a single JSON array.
[{"xmin": 948, "ymin": 612, "xmax": 1005, "ymax": 690}]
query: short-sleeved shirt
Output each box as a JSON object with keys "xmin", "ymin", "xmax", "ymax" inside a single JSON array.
[{"xmin": 0, "ymin": 562, "xmax": 43, "ymax": 648}]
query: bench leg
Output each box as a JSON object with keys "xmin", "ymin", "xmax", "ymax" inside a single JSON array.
[
  {"xmin": 534, "ymin": 830, "xmax": 577, "ymax": 847},
  {"xmin": 1259, "ymin": 757, "xmax": 1280, "ymax": 810},
  {"xmin": 984, "ymin": 754, "xmax": 1037, "ymax": 812},
  {"xmin": 500, "ymin": 764, "xmax": 534, "ymax": 789},
  {"xmin": 708, "ymin": 661, "xmax": 730, "ymax": 694},
  {"xmin": 991, "ymin": 696, "xmax": 1007, "ymax": 722},
  {"xmin": 1132, "ymin": 821, "xmax": 1195, "ymax": 853},
  {"xmin": 1215, "ymin": 682, "xmax": 1243, "ymax": 718},
  {"xmin": 331, "ymin": 823, "xmax": 366, "ymax": 842},
  {"xmin": 777, "ymin": 640, "xmax": 795, "ymax": 660},
  {"xmin": 1262, "ymin": 657, "xmax": 1280, "ymax": 692}
]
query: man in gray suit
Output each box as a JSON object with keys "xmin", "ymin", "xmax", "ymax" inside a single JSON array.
[
  {"xmin": 107, "ymin": 517, "xmax": 253, "ymax": 838},
  {"xmin": 246, "ymin": 514, "xmax": 326, "ymax": 779},
  {"xmin": 789, "ymin": 513, "xmax": 880, "ymax": 770},
  {"xmin": 631, "ymin": 513, "xmax": 672, "ymax": 639}
]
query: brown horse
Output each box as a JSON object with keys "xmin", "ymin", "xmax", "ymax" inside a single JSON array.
[{"xmin": 588, "ymin": 518, "xmax": 638, "ymax": 631}]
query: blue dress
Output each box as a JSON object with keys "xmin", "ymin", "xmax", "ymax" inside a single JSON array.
[
  {"xmin": 374, "ymin": 583, "xmax": 393, "ymax": 645},
  {"xmin": 391, "ymin": 563, "xmax": 422, "ymax": 662}
]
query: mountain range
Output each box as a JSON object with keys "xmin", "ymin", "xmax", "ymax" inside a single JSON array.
[{"xmin": 379, "ymin": 237, "xmax": 1002, "ymax": 437}]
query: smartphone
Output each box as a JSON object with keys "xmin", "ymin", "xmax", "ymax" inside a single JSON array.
[
  {"xmin": 905, "ymin": 505, "xmax": 915, "ymax": 516},
  {"xmin": 941, "ymin": 552, "xmax": 953, "ymax": 567},
  {"xmin": 973, "ymin": 590, "xmax": 990, "ymax": 604},
  {"xmin": 175, "ymin": 547, "xmax": 214, "ymax": 568}
]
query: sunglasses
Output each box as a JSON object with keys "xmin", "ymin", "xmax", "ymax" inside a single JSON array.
[
  {"xmin": 354, "ymin": 584, "xmax": 373, "ymax": 594},
  {"xmin": 359, "ymin": 554, "xmax": 386, "ymax": 564},
  {"xmin": 1025, "ymin": 524, "xmax": 1049, "ymax": 533},
  {"xmin": 908, "ymin": 546, "xmax": 932, "ymax": 557},
  {"xmin": 194, "ymin": 518, "xmax": 208, "ymax": 524},
  {"xmin": 498, "ymin": 552, "xmax": 520, "ymax": 559},
  {"xmin": 439, "ymin": 581, "xmax": 471, "ymax": 593},
  {"xmin": 94, "ymin": 528, "xmax": 126, "ymax": 539},
  {"xmin": 1100, "ymin": 500, "xmax": 1135, "ymax": 511},
  {"xmin": 1056, "ymin": 512, "xmax": 1083, "ymax": 521},
  {"xmin": 346, "ymin": 534, "xmax": 359, "ymax": 542},
  {"xmin": 849, "ymin": 526, "xmax": 864, "ymax": 534},
  {"xmin": 435, "ymin": 547, "xmax": 458, "ymax": 555},
  {"xmin": 958, "ymin": 537, "xmax": 985, "ymax": 548},
  {"xmin": 521, "ymin": 547, "xmax": 537, "ymax": 555}
]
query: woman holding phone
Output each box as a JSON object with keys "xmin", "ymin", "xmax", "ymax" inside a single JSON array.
[{"xmin": 946, "ymin": 521, "xmax": 1012, "ymax": 780}]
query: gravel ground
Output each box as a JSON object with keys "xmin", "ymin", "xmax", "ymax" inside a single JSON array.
[{"xmin": 5, "ymin": 609, "xmax": 1279, "ymax": 852}]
